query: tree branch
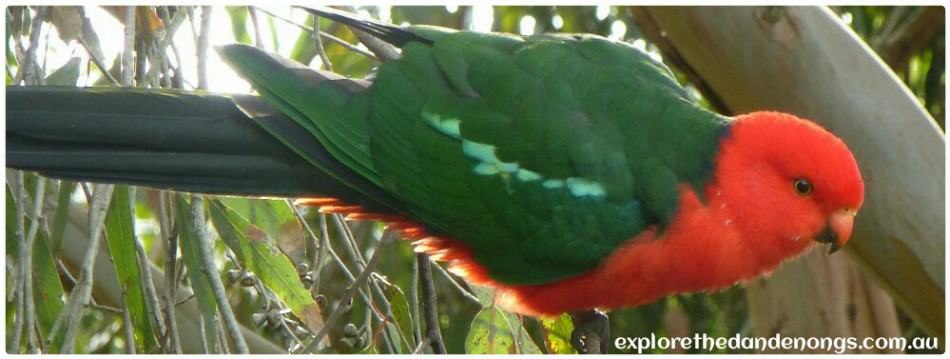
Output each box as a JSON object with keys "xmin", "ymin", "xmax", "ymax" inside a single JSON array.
[
  {"xmin": 303, "ymin": 232, "xmax": 394, "ymax": 353},
  {"xmin": 191, "ymin": 195, "xmax": 249, "ymax": 353},
  {"xmin": 417, "ymin": 254, "xmax": 446, "ymax": 354}
]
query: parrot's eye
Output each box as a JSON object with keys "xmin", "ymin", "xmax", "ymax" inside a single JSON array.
[{"xmin": 793, "ymin": 178, "xmax": 813, "ymax": 196}]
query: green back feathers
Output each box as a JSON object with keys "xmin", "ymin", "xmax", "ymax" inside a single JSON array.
[{"xmin": 221, "ymin": 28, "xmax": 728, "ymax": 285}]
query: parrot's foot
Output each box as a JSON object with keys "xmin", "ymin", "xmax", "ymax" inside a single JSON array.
[{"xmin": 570, "ymin": 309, "xmax": 609, "ymax": 354}]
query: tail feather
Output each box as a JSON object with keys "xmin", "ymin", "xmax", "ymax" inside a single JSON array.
[
  {"xmin": 6, "ymin": 86, "xmax": 400, "ymax": 214},
  {"xmin": 297, "ymin": 6, "xmax": 430, "ymax": 47}
]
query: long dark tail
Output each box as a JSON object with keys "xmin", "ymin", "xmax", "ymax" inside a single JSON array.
[{"xmin": 6, "ymin": 86, "xmax": 398, "ymax": 213}]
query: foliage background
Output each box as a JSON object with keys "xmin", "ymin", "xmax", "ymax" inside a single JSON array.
[{"xmin": 4, "ymin": 5, "xmax": 944, "ymax": 354}]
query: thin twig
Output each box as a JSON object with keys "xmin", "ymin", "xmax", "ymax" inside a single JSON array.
[
  {"xmin": 417, "ymin": 254, "xmax": 447, "ymax": 354},
  {"xmin": 121, "ymin": 6, "xmax": 136, "ymax": 86},
  {"xmin": 191, "ymin": 195, "xmax": 249, "ymax": 353},
  {"xmin": 285, "ymin": 201, "xmax": 322, "ymax": 296},
  {"xmin": 135, "ymin": 232, "xmax": 166, "ymax": 343},
  {"xmin": 121, "ymin": 299, "xmax": 136, "ymax": 354},
  {"xmin": 314, "ymin": 213, "xmax": 331, "ymax": 293},
  {"xmin": 59, "ymin": 184, "xmax": 114, "ymax": 353},
  {"xmin": 291, "ymin": 207, "xmax": 376, "ymax": 315},
  {"xmin": 303, "ymin": 232, "xmax": 394, "ymax": 353},
  {"xmin": 158, "ymin": 192, "xmax": 183, "ymax": 353},
  {"xmin": 248, "ymin": 6, "xmax": 264, "ymax": 48},
  {"xmin": 332, "ymin": 215, "xmax": 367, "ymax": 268},
  {"xmin": 311, "ymin": 14, "xmax": 332, "ymax": 70},
  {"xmin": 78, "ymin": 38, "xmax": 120, "ymax": 86},
  {"xmin": 874, "ymin": 7, "xmax": 944, "ymax": 72},
  {"xmin": 413, "ymin": 337, "xmax": 431, "ymax": 354},
  {"xmin": 175, "ymin": 293, "xmax": 196, "ymax": 306},
  {"xmin": 169, "ymin": 42, "xmax": 185, "ymax": 89},
  {"xmin": 10, "ymin": 172, "xmax": 28, "ymax": 353},
  {"xmin": 20, "ymin": 6, "xmax": 47, "ymax": 85},
  {"xmin": 196, "ymin": 6, "xmax": 211, "ymax": 90},
  {"xmin": 330, "ymin": 216, "xmax": 397, "ymax": 352},
  {"xmin": 143, "ymin": 6, "xmax": 188, "ymax": 85},
  {"xmin": 197, "ymin": 315, "xmax": 210, "ymax": 353},
  {"xmin": 216, "ymin": 317, "xmax": 230, "ymax": 354},
  {"xmin": 22, "ymin": 177, "xmax": 47, "ymax": 353},
  {"xmin": 89, "ymin": 302, "xmax": 122, "ymax": 314},
  {"xmin": 254, "ymin": 6, "xmax": 379, "ymax": 60},
  {"xmin": 410, "ymin": 253, "xmax": 422, "ymax": 345},
  {"xmin": 430, "ymin": 259, "xmax": 482, "ymax": 306}
]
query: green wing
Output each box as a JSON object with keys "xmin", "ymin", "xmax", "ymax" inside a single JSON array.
[{"xmin": 222, "ymin": 28, "xmax": 728, "ymax": 285}]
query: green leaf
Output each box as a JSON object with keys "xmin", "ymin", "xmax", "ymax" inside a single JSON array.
[
  {"xmin": 378, "ymin": 277, "xmax": 415, "ymax": 353},
  {"xmin": 44, "ymin": 57, "xmax": 81, "ymax": 86},
  {"xmin": 31, "ymin": 230, "xmax": 65, "ymax": 352},
  {"xmin": 289, "ymin": 17, "xmax": 317, "ymax": 64},
  {"xmin": 174, "ymin": 194, "xmax": 220, "ymax": 352},
  {"xmin": 208, "ymin": 199, "xmax": 323, "ymax": 333},
  {"xmin": 465, "ymin": 306, "xmax": 518, "ymax": 354},
  {"xmin": 267, "ymin": 15, "xmax": 279, "ymax": 52},
  {"xmin": 104, "ymin": 186, "xmax": 157, "ymax": 352},
  {"xmin": 541, "ymin": 313, "xmax": 577, "ymax": 354},
  {"xmin": 504, "ymin": 311, "xmax": 542, "ymax": 354},
  {"xmin": 217, "ymin": 197, "xmax": 293, "ymax": 240},
  {"xmin": 470, "ymin": 285, "xmax": 494, "ymax": 307},
  {"xmin": 225, "ymin": 6, "xmax": 252, "ymax": 44},
  {"xmin": 48, "ymin": 181, "xmax": 76, "ymax": 255}
]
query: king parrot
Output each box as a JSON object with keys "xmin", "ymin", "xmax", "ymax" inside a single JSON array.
[{"xmin": 7, "ymin": 6, "xmax": 864, "ymax": 339}]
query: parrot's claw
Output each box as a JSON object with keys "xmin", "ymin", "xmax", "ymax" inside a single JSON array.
[{"xmin": 570, "ymin": 309, "xmax": 609, "ymax": 354}]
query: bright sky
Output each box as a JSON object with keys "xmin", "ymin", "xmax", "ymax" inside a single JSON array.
[
  {"xmin": 25, "ymin": 6, "xmax": 479, "ymax": 93},
  {"xmin": 25, "ymin": 6, "xmax": 639, "ymax": 94}
]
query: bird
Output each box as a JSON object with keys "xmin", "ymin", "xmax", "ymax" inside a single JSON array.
[{"xmin": 7, "ymin": 7, "xmax": 864, "ymax": 353}]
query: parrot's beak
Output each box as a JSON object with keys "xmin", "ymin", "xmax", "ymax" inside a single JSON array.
[{"xmin": 816, "ymin": 209, "xmax": 857, "ymax": 254}]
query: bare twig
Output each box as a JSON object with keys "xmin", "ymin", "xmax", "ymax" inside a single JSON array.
[
  {"xmin": 21, "ymin": 6, "xmax": 47, "ymax": 85},
  {"xmin": 311, "ymin": 14, "xmax": 333, "ymax": 70},
  {"xmin": 430, "ymin": 259, "xmax": 482, "ymax": 306},
  {"xmin": 412, "ymin": 337, "xmax": 431, "ymax": 354},
  {"xmin": 89, "ymin": 302, "xmax": 122, "ymax": 314},
  {"xmin": 9, "ymin": 172, "xmax": 28, "ymax": 353},
  {"xmin": 135, "ymin": 233, "xmax": 166, "ymax": 343},
  {"xmin": 174, "ymin": 293, "xmax": 196, "ymax": 306},
  {"xmin": 874, "ymin": 7, "xmax": 944, "ymax": 72},
  {"xmin": 191, "ymin": 195, "xmax": 249, "ymax": 353},
  {"xmin": 285, "ymin": 201, "xmax": 323, "ymax": 295},
  {"xmin": 248, "ymin": 6, "xmax": 265, "ymax": 48},
  {"xmin": 255, "ymin": 6, "xmax": 378, "ymax": 60},
  {"xmin": 21, "ymin": 177, "xmax": 47, "ymax": 353},
  {"xmin": 290, "ymin": 208, "xmax": 377, "ymax": 313},
  {"xmin": 59, "ymin": 184, "xmax": 114, "ymax": 353},
  {"xmin": 78, "ymin": 38, "xmax": 120, "ymax": 86},
  {"xmin": 417, "ymin": 254, "xmax": 446, "ymax": 354},
  {"xmin": 158, "ymin": 192, "xmax": 183, "ymax": 353},
  {"xmin": 216, "ymin": 317, "xmax": 230, "ymax": 354},
  {"xmin": 303, "ymin": 232, "xmax": 394, "ymax": 353},
  {"xmin": 121, "ymin": 6, "xmax": 136, "ymax": 86},
  {"xmin": 313, "ymin": 213, "xmax": 331, "ymax": 293},
  {"xmin": 196, "ymin": 6, "xmax": 211, "ymax": 90},
  {"xmin": 121, "ymin": 300, "xmax": 136, "ymax": 354},
  {"xmin": 628, "ymin": 7, "xmax": 732, "ymax": 114},
  {"xmin": 144, "ymin": 6, "xmax": 188, "ymax": 85},
  {"xmin": 330, "ymin": 216, "xmax": 397, "ymax": 353},
  {"xmin": 410, "ymin": 254, "xmax": 422, "ymax": 345}
]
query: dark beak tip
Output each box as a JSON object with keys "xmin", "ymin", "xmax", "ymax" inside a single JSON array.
[
  {"xmin": 816, "ymin": 227, "xmax": 842, "ymax": 255},
  {"xmin": 827, "ymin": 242, "xmax": 842, "ymax": 255}
]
